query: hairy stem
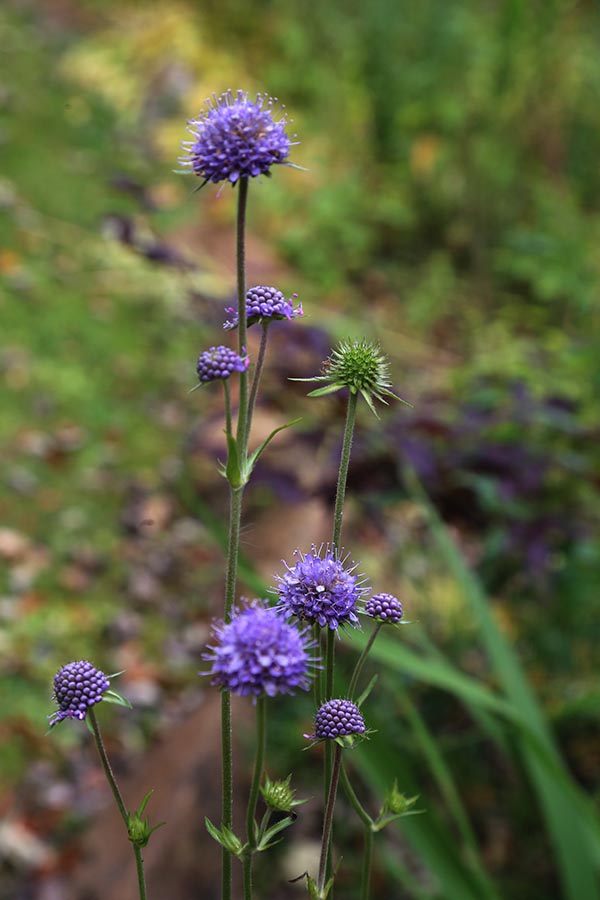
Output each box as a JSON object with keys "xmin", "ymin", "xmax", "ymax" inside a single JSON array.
[
  {"xmin": 219, "ymin": 176, "xmax": 251, "ymax": 900},
  {"xmin": 242, "ymin": 697, "xmax": 267, "ymax": 900},
  {"xmin": 347, "ymin": 622, "xmax": 382, "ymax": 700},
  {"xmin": 235, "ymin": 176, "xmax": 250, "ymax": 453},
  {"xmin": 324, "ymin": 389, "xmax": 358, "ymax": 889},
  {"xmin": 332, "ymin": 390, "xmax": 358, "ymax": 550},
  {"xmin": 246, "ymin": 323, "xmax": 269, "ymax": 444},
  {"xmin": 89, "ymin": 709, "xmax": 147, "ymax": 900},
  {"xmin": 340, "ymin": 764, "xmax": 374, "ymax": 900},
  {"xmin": 318, "ymin": 743, "xmax": 342, "ymax": 894}
]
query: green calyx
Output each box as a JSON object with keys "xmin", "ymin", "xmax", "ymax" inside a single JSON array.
[
  {"xmin": 260, "ymin": 773, "xmax": 306, "ymax": 813},
  {"xmin": 127, "ymin": 790, "xmax": 165, "ymax": 848},
  {"xmin": 293, "ymin": 339, "xmax": 411, "ymax": 416}
]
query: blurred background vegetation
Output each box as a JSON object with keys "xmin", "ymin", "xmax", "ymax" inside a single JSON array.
[{"xmin": 1, "ymin": 0, "xmax": 599, "ymax": 898}]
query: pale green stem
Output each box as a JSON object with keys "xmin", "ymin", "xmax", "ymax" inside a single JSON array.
[
  {"xmin": 246, "ymin": 322, "xmax": 269, "ymax": 445},
  {"xmin": 89, "ymin": 709, "xmax": 147, "ymax": 900},
  {"xmin": 347, "ymin": 622, "xmax": 383, "ymax": 700},
  {"xmin": 220, "ymin": 176, "xmax": 250, "ymax": 900},
  {"xmin": 340, "ymin": 764, "xmax": 374, "ymax": 900},
  {"xmin": 318, "ymin": 743, "xmax": 343, "ymax": 895},
  {"xmin": 242, "ymin": 697, "xmax": 267, "ymax": 900},
  {"xmin": 235, "ymin": 176, "xmax": 250, "ymax": 454},
  {"xmin": 324, "ymin": 389, "xmax": 358, "ymax": 888}
]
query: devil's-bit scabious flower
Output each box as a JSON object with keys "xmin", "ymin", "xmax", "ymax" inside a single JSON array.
[
  {"xmin": 297, "ymin": 339, "xmax": 410, "ymax": 416},
  {"xmin": 365, "ymin": 592, "xmax": 403, "ymax": 624},
  {"xmin": 276, "ymin": 545, "xmax": 366, "ymax": 631},
  {"xmin": 224, "ymin": 285, "xmax": 303, "ymax": 331},
  {"xmin": 310, "ymin": 698, "xmax": 366, "ymax": 740},
  {"xmin": 48, "ymin": 660, "xmax": 110, "ymax": 727},
  {"xmin": 196, "ymin": 345, "xmax": 250, "ymax": 383},
  {"xmin": 180, "ymin": 90, "xmax": 294, "ymax": 186},
  {"xmin": 203, "ymin": 600, "xmax": 316, "ymax": 698}
]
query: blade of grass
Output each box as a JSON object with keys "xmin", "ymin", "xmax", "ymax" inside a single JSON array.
[{"xmin": 405, "ymin": 468, "xmax": 600, "ymax": 899}]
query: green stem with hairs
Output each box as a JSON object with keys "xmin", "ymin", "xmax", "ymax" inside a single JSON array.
[
  {"xmin": 318, "ymin": 743, "xmax": 343, "ymax": 895},
  {"xmin": 88, "ymin": 709, "xmax": 147, "ymax": 900},
  {"xmin": 324, "ymin": 389, "xmax": 359, "ymax": 889},
  {"xmin": 347, "ymin": 622, "xmax": 383, "ymax": 700},
  {"xmin": 332, "ymin": 390, "xmax": 358, "ymax": 550},
  {"xmin": 235, "ymin": 176, "xmax": 250, "ymax": 454},
  {"xmin": 340, "ymin": 764, "xmax": 374, "ymax": 900},
  {"xmin": 242, "ymin": 697, "xmax": 267, "ymax": 900},
  {"xmin": 220, "ymin": 176, "xmax": 250, "ymax": 900},
  {"xmin": 246, "ymin": 322, "xmax": 269, "ymax": 441}
]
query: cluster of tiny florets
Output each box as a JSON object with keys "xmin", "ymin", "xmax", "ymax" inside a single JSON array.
[
  {"xmin": 180, "ymin": 90, "xmax": 293, "ymax": 185},
  {"xmin": 312, "ymin": 699, "xmax": 366, "ymax": 740},
  {"xmin": 365, "ymin": 593, "xmax": 403, "ymax": 624},
  {"xmin": 276, "ymin": 545, "xmax": 366, "ymax": 631},
  {"xmin": 49, "ymin": 660, "xmax": 110, "ymax": 727},
  {"xmin": 224, "ymin": 285, "xmax": 303, "ymax": 330},
  {"xmin": 203, "ymin": 601, "xmax": 315, "ymax": 698},
  {"xmin": 196, "ymin": 346, "xmax": 249, "ymax": 382}
]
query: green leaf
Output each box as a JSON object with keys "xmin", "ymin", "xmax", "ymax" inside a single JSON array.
[
  {"xmin": 306, "ymin": 384, "xmax": 343, "ymax": 398},
  {"xmin": 355, "ymin": 674, "xmax": 378, "ymax": 709},
  {"xmin": 204, "ymin": 818, "xmax": 244, "ymax": 857},
  {"xmin": 256, "ymin": 815, "xmax": 295, "ymax": 852},
  {"xmin": 102, "ymin": 690, "xmax": 133, "ymax": 709},
  {"xmin": 245, "ymin": 418, "xmax": 302, "ymax": 477}
]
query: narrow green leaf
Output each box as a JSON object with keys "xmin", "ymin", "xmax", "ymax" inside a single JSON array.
[{"xmin": 245, "ymin": 418, "xmax": 302, "ymax": 475}]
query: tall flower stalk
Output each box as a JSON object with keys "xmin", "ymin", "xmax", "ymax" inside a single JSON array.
[
  {"xmin": 183, "ymin": 89, "xmax": 297, "ymax": 900},
  {"xmin": 47, "ymin": 661, "xmax": 160, "ymax": 900}
]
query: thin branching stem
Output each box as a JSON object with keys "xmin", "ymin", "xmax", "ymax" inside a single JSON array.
[
  {"xmin": 221, "ymin": 176, "xmax": 250, "ymax": 900},
  {"xmin": 318, "ymin": 743, "xmax": 343, "ymax": 894},
  {"xmin": 242, "ymin": 697, "xmax": 267, "ymax": 900},
  {"xmin": 246, "ymin": 322, "xmax": 269, "ymax": 442},
  {"xmin": 347, "ymin": 622, "xmax": 382, "ymax": 700},
  {"xmin": 89, "ymin": 709, "xmax": 147, "ymax": 900}
]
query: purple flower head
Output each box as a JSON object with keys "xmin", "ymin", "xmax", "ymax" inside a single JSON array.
[
  {"xmin": 365, "ymin": 592, "xmax": 403, "ymax": 624},
  {"xmin": 180, "ymin": 90, "xmax": 295, "ymax": 186},
  {"xmin": 224, "ymin": 285, "xmax": 303, "ymax": 331},
  {"xmin": 202, "ymin": 600, "xmax": 316, "ymax": 698},
  {"xmin": 48, "ymin": 660, "xmax": 110, "ymax": 727},
  {"xmin": 196, "ymin": 345, "xmax": 250, "ymax": 383},
  {"xmin": 275, "ymin": 545, "xmax": 366, "ymax": 631},
  {"xmin": 308, "ymin": 698, "xmax": 366, "ymax": 741}
]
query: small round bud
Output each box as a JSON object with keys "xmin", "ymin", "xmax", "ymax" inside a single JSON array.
[
  {"xmin": 365, "ymin": 592, "xmax": 403, "ymax": 624},
  {"xmin": 49, "ymin": 660, "xmax": 110, "ymax": 727},
  {"xmin": 313, "ymin": 698, "xmax": 366, "ymax": 740},
  {"xmin": 196, "ymin": 345, "xmax": 249, "ymax": 383}
]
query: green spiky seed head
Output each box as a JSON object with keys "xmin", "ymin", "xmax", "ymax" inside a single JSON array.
[
  {"xmin": 294, "ymin": 339, "xmax": 411, "ymax": 416},
  {"xmin": 324, "ymin": 340, "xmax": 389, "ymax": 394}
]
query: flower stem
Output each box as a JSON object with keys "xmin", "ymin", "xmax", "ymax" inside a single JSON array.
[
  {"xmin": 246, "ymin": 322, "xmax": 269, "ymax": 442},
  {"xmin": 235, "ymin": 176, "xmax": 250, "ymax": 455},
  {"xmin": 340, "ymin": 764, "xmax": 374, "ymax": 900},
  {"xmin": 242, "ymin": 697, "xmax": 267, "ymax": 900},
  {"xmin": 88, "ymin": 709, "xmax": 147, "ymax": 900},
  {"xmin": 323, "ymin": 388, "xmax": 358, "ymax": 889},
  {"xmin": 347, "ymin": 622, "xmax": 382, "ymax": 700},
  {"xmin": 221, "ymin": 176, "xmax": 250, "ymax": 900},
  {"xmin": 223, "ymin": 379, "xmax": 232, "ymax": 439},
  {"xmin": 318, "ymin": 743, "xmax": 342, "ymax": 895},
  {"xmin": 332, "ymin": 389, "xmax": 358, "ymax": 551},
  {"xmin": 221, "ymin": 485, "xmax": 244, "ymax": 900}
]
